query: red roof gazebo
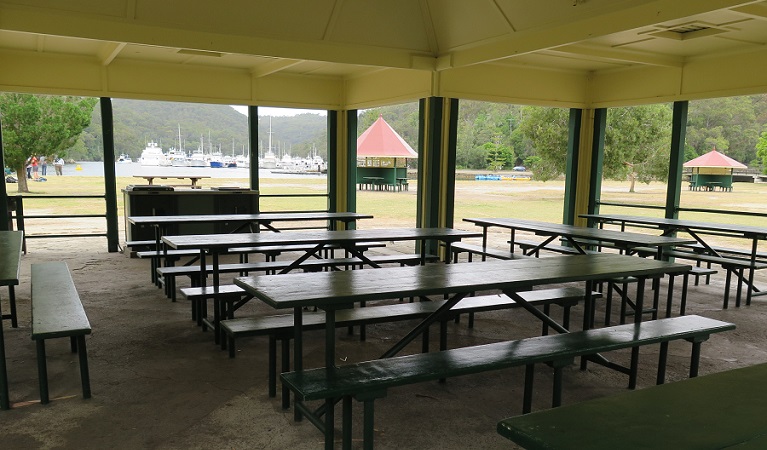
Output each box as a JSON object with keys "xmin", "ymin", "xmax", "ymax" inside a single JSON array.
[
  {"xmin": 356, "ymin": 116, "xmax": 417, "ymax": 191},
  {"xmin": 684, "ymin": 149, "xmax": 746, "ymax": 191}
]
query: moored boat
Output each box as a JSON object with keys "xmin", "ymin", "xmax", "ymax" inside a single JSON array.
[{"xmin": 139, "ymin": 142, "xmax": 166, "ymax": 166}]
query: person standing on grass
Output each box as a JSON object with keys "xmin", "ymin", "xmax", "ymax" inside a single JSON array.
[
  {"xmin": 30, "ymin": 155, "xmax": 38, "ymax": 180},
  {"xmin": 54, "ymin": 156, "xmax": 64, "ymax": 175},
  {"xmin": 25, "ymin": 157, "xmax": 32, "ymax": 179},
  {"xmin": 40, "ymin": 155, "xmax": 47, "ymax": 176}
]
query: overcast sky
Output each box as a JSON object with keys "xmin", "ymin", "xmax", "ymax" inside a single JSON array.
[{"xmin": 230, "ymin": 105, "xmax": 326, "ymax": 117}]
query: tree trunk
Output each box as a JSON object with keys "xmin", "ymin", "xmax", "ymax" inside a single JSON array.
[
  {"xmin": 15, "ymin": 167, "xmax": 29, "ymax": 193},
  {"xmin": 628, "ymin": 173, "xmax": 636, "ymax": 193}
]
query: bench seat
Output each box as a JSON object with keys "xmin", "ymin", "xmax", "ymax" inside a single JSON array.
[
  {"xmin": 220, "ymin": 287, "xmax": 598, "ymax": 403},
  {"xmin": 282, "ymin": 315, "xmax": 734, "ymax": 449},
  {"xmin": 31, "ymin": 262, "xmax": 92, "ymax": 404},
  {"xmin": 449, "ymin": 242, "xmax": 529, "ymax": 262},
  {"xmin": 515, "ymin": 239, "xmax": 600, "ymax": 257},
  {"xmin": 664, "ymin": 249, "xmax": 767, "ymax": 308}
]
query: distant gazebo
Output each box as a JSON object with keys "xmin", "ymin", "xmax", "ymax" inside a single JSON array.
[
  {"xmin": 356, "ymin": 116, "xmax": 418, "ymax": 191},
  {"xmin": 684, "ymin": 149, "xmax": 746, "ymax": 192}
]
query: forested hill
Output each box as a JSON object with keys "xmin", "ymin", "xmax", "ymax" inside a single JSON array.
[{"xmin": 76, "ymin": 100, "xmax": 327, "ymax": 161}]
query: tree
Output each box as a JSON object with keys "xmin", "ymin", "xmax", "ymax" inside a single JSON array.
[
  {"xmin": 0, "ymin": 93, "xmax": 98, "ymax": 192},
  {"xmin": 517, "ymin": 106, "xmax": 570, "ymax": 181},
  {"xmin": 756, "ymin": 129, "xmax": 767, "ymax": 174},
  {"xmin": 604, "ymin": 104, "xmax": 673, "ymax": 192}
]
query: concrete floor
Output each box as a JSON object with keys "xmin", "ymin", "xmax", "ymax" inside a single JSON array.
[{"xmin": 3, "ymin": 244, "xmax": 767, "ymax": 449}]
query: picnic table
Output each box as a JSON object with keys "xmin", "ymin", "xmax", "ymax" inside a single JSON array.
[
  {"xmin": 0, "ymin": 230, "xmax": 23, "ymax": 410},
  {"xmin": 163, "ymin": 227, "xmax": 481, "ymax": 290},
  {"xmin": 133, "ymin": 175, "xmax": 211, "ymax": 188},
  {"xmin": 497, "ymin": 362, "xmax": 767, "ymax": 449},
  {"xmin": 129, "ymin": 211, "xmax": 374, "ymax": 250},
  {"xmin": 360, "ymin": 176, "xmax": 385, "ymax": 191},
  {"xmin": 234, "ymin": 253, "xmax": 690, "ymax": 385},
  {"xmin": 581, "ymin": 213, "xmax": 767, "ymax": 304},
  {"xmin": 463, "ymin": 217, "xmax": 695, "ymax": 259},
  {"xmin": 234, "ymin": 253, "xmax": 691, "ymax": 444}
]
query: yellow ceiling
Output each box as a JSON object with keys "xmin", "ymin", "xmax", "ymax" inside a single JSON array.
[{"xmin": 1, "ymin": 0, "xmax": 767, "ymax": 109}]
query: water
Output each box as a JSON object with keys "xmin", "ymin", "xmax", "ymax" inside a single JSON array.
[{"xmin": 58, "ymin": 161, "xmax": 325, "ymax": 179}]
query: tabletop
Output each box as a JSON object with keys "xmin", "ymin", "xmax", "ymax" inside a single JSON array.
[
  {"xmin": 497, "ymin": 362, "xmax": 767, "ymax": 449},
  {"xmin": 163, "ymin": 227, "xmax": 480, "ymax": 250},
  {"xmin": 0, "ymin": 231, "xmax": 23, "ymax": 286},
  {"xmin": 128, "ymin": 211, "xmax": 373, "ymax": 226},
  {"xmin": 234, "ymin": 253, "xmax": 690, "ymax": 310},
  {"xmin": 464, "ymin": 217, "xmax": 694, "ymax": 248},
  {"xmin": 581, "ymin": 213, "xmax": 767, "ymax": 239}
]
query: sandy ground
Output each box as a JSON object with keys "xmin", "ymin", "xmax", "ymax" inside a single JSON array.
[{"xmin": 2, "ymin": 233, "xmax": 767, "ymax": 449}]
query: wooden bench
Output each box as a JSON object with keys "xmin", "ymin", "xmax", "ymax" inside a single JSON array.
[
  {"xmin": 220, "ymin": 287, "xmax": 597, "ymax": 405},
  {"xmin": 664, "ymin": 249, "xmax": 767, "ymax": 308},
  {"xmin": 31, "ymin": 262, "xmax": 92, "ymax": 404},
  {"xmin": 166, "ymin": 253, "xmax": 439, "ymax": 303},
  {"xmin": 515, "ymin": 239, "xmax": 600, "ymax": 257},
  {"xmin": 450, "ymin": 242, "xmax": 528, "ymax": 262},
  {"xmin": 281, "ymin": 315, "xmax": 734, "ymax": 449}
]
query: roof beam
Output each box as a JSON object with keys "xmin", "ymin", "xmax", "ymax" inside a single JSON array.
[
  {"xmin": 98, "ymin": 42, "xmax": 126, "ymax": 66},
  {"xmin": 448, "ymin": 0, "xmax": 760, "ymax": 68},
  {"xmin": 251, "ymin": 59, "xmax": 303, "ymax": 78},
  {"xmin": 549, "ymin": 43, "xmax": 685, "ymax": 68}
]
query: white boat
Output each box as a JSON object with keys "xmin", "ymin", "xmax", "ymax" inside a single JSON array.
[
  {"xmin": 260, "ymin": 149, "xmax": 277, "ymax": 169},
  {"xmin": 188, "ymin": 148, "xmax": 207, "ymax": 167},
  {"xmin": 139, "ymin": 142, "xmax": 166, "ymax": 166},
  {"xmin": 167, "ymin": 148, "xmax": 189, "ymax": 167},
  {"xmin": 235, "ymin": 154, "xmax": 250, "ymax": 168},
  {"xmin": 117, "ymin": 154, "xmax": 132, "ymax": 164}
]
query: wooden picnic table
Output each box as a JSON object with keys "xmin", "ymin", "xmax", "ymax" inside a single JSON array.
[
  {"xmin": 463, "ymin": 217, "xmax": 695, "ymax": 259},
  {"xmin": 163, "ymin": 227, "xmax": 481, "ymax": 290},
  {"xmin": 0, "ymin": 230, "xmax": 23, "ymax": 410},
  {"xmin": 129, "ymin": 211, "xmax": 373, "ymax": 250},
  {"xmin": 497, "ymin": 361, "xmax": 767, "ymax": 449},
  {"xmin": 581, "ymin": 213, "xmax": 767, "ymax": 303},
  {"xmin": 133, "ymin": 175, "xmax": 211, "ymax": 188},
  {"xmin": 234, "ymin": 253, "xmax": 690, "ymax": 383}
]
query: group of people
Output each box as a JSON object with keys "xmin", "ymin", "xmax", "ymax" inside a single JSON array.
[{"xmin": 25, "ymin": 155, "xmax": 65, "ymax": 179}]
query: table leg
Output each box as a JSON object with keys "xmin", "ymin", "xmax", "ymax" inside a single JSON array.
[
  {"xmin": 293, "ymin": 306, "xmax": 303, "ymax": 421},
  {"xmin": 0, "ymin": 297, "xmax": 8, "ymax": 410}
]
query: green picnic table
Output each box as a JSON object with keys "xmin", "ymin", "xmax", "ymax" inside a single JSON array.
[
  {"xmin": 0, "ymin": 231, "xmax": 23, "ymax": 410},
  {"xmin": 497, "ymin": 362, "xmax": 767, "ymax": 449}
]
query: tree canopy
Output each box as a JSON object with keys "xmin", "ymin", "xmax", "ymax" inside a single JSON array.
[{"xmin": 0, "ymin": 93, "xmax": 97, "ymax": 192}]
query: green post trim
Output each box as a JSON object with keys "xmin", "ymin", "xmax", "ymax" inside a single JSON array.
[
  {"xmin": 0, "ymin": 111, "xmax": 8, "ymax": 232},
  {"xmin": 327, "ymin": 110, "xmax": 338, "ymax": 216},
  {"xmin": 248, "ymin": 106, "xmax": 259, "ymax": 194},
  {"xmin": 666, "ymin": 101, "xmax": 688, "ymax": 220},
  {"xmin": 562, "ymin": 109, "xmax": 582, "ymax": 225},
  {"xmin": 345, "ymin": 110, "xmax": 357, "ymax": 217},
  {"xmin": 100, "ymin": 98, "xmax": 119, "ymax": 252},
  {"xmin": 586, "ymin": 108, "xmax": 607, "ymax": 225},
  {"xmin": 418, "ymin": 97, "xmax": 443, "ymax": 231},
  {"xmin": 443, "ymin": 98, "xmax": 459, "ymax": 229}
]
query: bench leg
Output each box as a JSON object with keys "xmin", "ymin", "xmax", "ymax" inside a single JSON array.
[
  {"xmin": 657, "ymin": 341, "xmax": 669, "ymax": 385},
  {"xmin": 665, "ymin": 275, "xmax": 675, "ymax": 318},
  {"xmin": 688, "ymin": 337, "xmax": 707, "ymax": 378},
  {"xmin": 36, "ymin": 340, "xmax": 49, "ymax": 404},
  {"xmin": 680, "ymin": 273, "xmax": 689, "ymax": 316},
  {"xmin": 268, "ymin": 335, "xmax": 277, "ymax": 397},
  {"xmin": 8, "ymin": 286, "xmax": 17, "ymax": 328},
  {"xmin": 363, "ymin": 397, "xmax": 375, "ymax": 450},
  {"xmin": 723, "ymin": 269, "xmax": 732, "ymax": 309},
  {"xmin": 629, "ymin": 346, "xmax": 640, "ymax": 389},
  {"xmin": 282, "ymin": 338, "xmax": 291, "ymax": 410},
  {"xmin": 324, "ymin": 397, "xmax": 335, "ymax": 450},
  {"xmin": 342, "ymin": 395, "xmax": 353, "ymax": 450},
  {"xmin": 604, "ymin": 282, "xmax": 613, "ymax": 326},
  {"xmin": 523, "ymin": 364, "xmax": 535, "ymax": 414},
  {"xmin": 735, "ymin": 268, "xmax": 744, "ymax": 308},
  {"xmin": 77, "ymin": 335, "xmax": 91, "ymax": 399}
]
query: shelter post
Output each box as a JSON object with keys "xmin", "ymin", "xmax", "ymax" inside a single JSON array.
[
  {"xmin": 563, "ymin": 109, "xmax": 582, "ymax": 226},
  {"xmin": 666, "ymin": 101, "xmax": 688, "ymax": 219},
  {"xmin": 327, "ymin": 110, "xmax": 357, "ymax": 230},
  {"xmin": 100, "ymin": 98, "xmax": 119, "ymax": 252},
  {"xmin": 417, "ymin": 97, "xmax": 458, "ymax": 259},
  {"xmin": 585, "ymin": 108, "xmax": 607, "ymax": 226},
  {"xmin": 0, "ymin": 112, "xmax": 7, "ymax": 232},
  {"xmin": 248, "ymin": 106, "xmax": 259, "ymax": 193}
]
